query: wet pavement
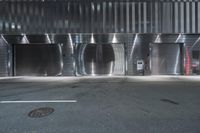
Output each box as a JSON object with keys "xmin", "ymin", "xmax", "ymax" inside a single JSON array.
[{"xmin": 0, "ymin": 76, "xmax": 200, "ymax": 133}]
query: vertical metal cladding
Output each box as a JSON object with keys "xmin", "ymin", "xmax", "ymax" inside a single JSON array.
[
  {"xmin": 0, "ymin": 37, "xmax": 8, "ymax": 76},
  {"xmin": 0, "ymin": 0, "xmax": 200, "ymax": 34}
]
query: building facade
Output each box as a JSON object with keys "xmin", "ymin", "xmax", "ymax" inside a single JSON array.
[{"xmin": 0, "ymin": 0, "xmax": 200, "ymax": 76}]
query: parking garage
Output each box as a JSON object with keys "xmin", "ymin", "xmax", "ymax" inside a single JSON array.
[{"xmin": 1, "ymin": 0, "xmax": 200, "ymax": 133}]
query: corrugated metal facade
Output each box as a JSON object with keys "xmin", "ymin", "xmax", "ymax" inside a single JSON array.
[
  {"xmin": 0, "ymin": 38, "xmax": 8, "ymax": 76},
  {"xmin": 0, "ymin": 0, "xmax": 200, "ymax": 34}
]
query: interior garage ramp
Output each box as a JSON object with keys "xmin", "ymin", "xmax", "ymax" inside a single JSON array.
[
  {"xmin": 150, "ymin": 43, "xmax": 184, "ymax": 75},
  {"xmin": 13, "ymin": 44, "xmax": 63, "ymax": 76}
]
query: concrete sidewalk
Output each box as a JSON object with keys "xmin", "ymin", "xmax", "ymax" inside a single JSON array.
[{"xmin": 1, "ymin": 75, "xmax": 200, "ymax": 82}]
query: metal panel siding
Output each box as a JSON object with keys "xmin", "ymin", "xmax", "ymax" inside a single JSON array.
[
  {"xmin": 120, "ymin": 2, "xmax": 124, "ymax": 32},
  {"xmin": 1, "ymin": 33, "xmax": 200, "ymax": 76},
  {"xmin": 198, "ymin": 2, "xmax": 200, "ymax": 33},
  {"xmin": 132, "ymin": 2, "xmax": 135, "ymax": 33},
  {"xmin": 0, "ymin": 0, "xmax": 199, "ymax": 34},
  {"xmin": 143, "ymin": 2, "xmax": 147, "ymax": 33},
  {"xmin": 154, "ymin": 2, "xmax": 159, "ymax": 33},
  {"xmin": 0, "ymin": 38, "xmax": 8, "ymax": 76},
  {"xmin": 186, "ymin": 2, "xmax": 190, "ymax": 33},
  {"xmin": 138, "ymin": 2, "xmax": 141, "ymax": 33},
  {"xmin": 192, "ymin": 2, "xmax": 196, "ymax": 33},
  {"xmin": 174, "ymin": 2, "xmax": 178, "ymax": 33},
  {"xmin": 0, "ymin": 46, "xmax": 8, "ymax": 76},
  {"xmin": 52, "ymin": 35, "xmax": 74, "ymax": 76},
  {"xmin": 62, "ymin": 41, "xmax": 74, "ymax": 76},
  {"xmin": 180, "ymin": 2, "xmax": 184, "ymax": 33},
  {"xmin": 126, "ymin": 2, "xmax": 129, "ymax": 33}
]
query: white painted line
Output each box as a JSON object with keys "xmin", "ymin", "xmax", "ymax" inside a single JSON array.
[{"xmin": 0, "ymin": 100, "xmax": 77, "ymax": 103}]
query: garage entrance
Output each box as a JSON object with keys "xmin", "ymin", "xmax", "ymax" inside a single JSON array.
[
  {"xmin": 150, "ymin": 43, "xmax": 184, "ymax": 75},
  {"xmin": 75, "ymin": 43, "xmax": 125, "ymax": 76},
  {"xmin": 13, "ymin": 44, "xmax": 63, "ymax": 76}
]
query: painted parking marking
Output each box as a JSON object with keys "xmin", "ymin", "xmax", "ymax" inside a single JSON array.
[{"xmin": 0, "ymin": 100, "xmax": 77, "ymax": 103}]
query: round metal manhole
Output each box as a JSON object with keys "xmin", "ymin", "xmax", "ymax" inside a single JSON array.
[{"xmin": 28, "ymin": 107, "xmax": 54, "ymax": 118}]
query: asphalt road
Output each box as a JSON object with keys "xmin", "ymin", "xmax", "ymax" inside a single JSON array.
[{"xmin": 0, "ymin": 76, "xmax": 200, "ymax": 133}]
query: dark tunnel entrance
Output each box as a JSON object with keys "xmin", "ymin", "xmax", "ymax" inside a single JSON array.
[{"xmin": 13, "ymin": 44, "xmax": 63, "ymax": 76}]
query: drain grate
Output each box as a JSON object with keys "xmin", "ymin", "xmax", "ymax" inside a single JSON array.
[
  {"xmin": 28, "ymin": 107, "xmax": 54, "ymax": 118},
  {"xmin": 160, "ymin": 99, "xmax": 179, "ymax": 105}
]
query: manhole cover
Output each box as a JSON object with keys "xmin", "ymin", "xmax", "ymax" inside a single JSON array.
[{"xmin": 28, "ymin": 107, "xmax": 54, "ymax": 118}]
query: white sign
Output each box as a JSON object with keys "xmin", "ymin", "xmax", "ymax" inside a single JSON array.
[{"xmin": 137, "ymin": 60, "xmax": 144, "ymax": 70}]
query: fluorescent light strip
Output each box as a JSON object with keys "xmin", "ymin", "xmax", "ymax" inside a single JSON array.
[
  {"xmin": 0, "ymin": 100, "xmax": 77, "ymax": 103},
  {"xmin": 129, "ymin": 33, "xmax": 138, "ymax": 60}
]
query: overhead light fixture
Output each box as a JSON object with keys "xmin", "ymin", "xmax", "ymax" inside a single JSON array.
[
  {"xmin": 112, "ymin": 34, "xmax": 118, "ymax": 43},
  {"xmin": 90, "ymin": 34, "xmax": 95, "ymax": 43},
  {"xmin": 21, "ymin": 34, "xmax": 29, "ymax": 44},
  {"xmin": 154, "ymin": 33, "xmax": 160, "ymax": 43},
  {"xmin": 68, "ymin": 33, "xmax": 73, "ymax": 49},
  {"xmin": 129, "ymin": 33, "xmax": 138, "ymax": 59},
  {"xmin": 45, "ymin": 33, "xmax": 51, "ymax": 43},
  {"xmin": 175, "ymin": 34, "xmax": 182, "ymax": 43}
]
